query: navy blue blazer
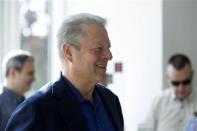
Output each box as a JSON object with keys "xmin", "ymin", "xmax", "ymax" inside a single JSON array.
[{"xmin": 5, "ymin": 75, "xmax": 124, "ymax": 131}]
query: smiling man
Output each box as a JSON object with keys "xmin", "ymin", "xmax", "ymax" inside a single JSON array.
[
  {"xmin": 139, "ymin": 54, "xmax": 197, "ymax": 131},
  {"xmin": 5, "ymin": 13, "xmax": 124, "ymax": 131}
]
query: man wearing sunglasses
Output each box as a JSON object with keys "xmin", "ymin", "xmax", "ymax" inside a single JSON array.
[{"xmin": 138, "ymin": 54, "xmax": 196, "ymax": 131}]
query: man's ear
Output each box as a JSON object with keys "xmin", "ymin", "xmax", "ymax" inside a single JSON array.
[
  {"xmin": 9, "ymin": 68, "xmax": 17, "ymax": 78},
  {"xmin": 63, "ymin": 43, "xmax": 72, "ymax": 62}
]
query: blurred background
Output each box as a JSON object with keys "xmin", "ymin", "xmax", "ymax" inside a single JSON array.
[{"xmin": 0, "ymin": 0, "xmax": 197, "ymax": 130}]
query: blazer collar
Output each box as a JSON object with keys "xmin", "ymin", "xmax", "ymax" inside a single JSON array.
[
  {"xmin": 96, "ymin": 84, "xmax": 123, "ymax": 131},
  {"xmin": 51, "ymin": 74, "xmax": 89, "ymax": 131}
]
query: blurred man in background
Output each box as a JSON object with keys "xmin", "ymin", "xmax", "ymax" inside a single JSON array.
[
  {"xmin": 138, "ymin": 54, "xmax": 197, "ymax": 131},
  {"xmin": 0, "ymin": 50, "xmax": 35, "ymax": 130}
]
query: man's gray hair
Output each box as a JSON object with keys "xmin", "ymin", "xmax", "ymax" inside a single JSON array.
[
  {"xmin": 57, "ymin": 13, "xmax": 107, "ymax": 61},
  {"xmin": 3, "ymin": 50, "xmax": 34, "ymax": 78}
]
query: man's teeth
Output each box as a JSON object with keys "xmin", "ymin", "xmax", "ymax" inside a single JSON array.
[{"xmin": 97, "ymin": 65, "xmax": 106, "ymax": 68}]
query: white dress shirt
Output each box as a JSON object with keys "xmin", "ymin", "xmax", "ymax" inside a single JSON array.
[{"xmin": 138, "ymin": 87, "xmax": 197, "ymax": 131}]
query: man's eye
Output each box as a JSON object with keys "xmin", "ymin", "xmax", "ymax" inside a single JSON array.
[{"xmin": 95, "ymin": 47, "xmax": 103, "ymax": 52}]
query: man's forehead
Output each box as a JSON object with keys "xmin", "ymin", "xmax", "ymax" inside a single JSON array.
[{"xmin": 167, "ymin": 64, "xmax": 193, "ymax": 78}]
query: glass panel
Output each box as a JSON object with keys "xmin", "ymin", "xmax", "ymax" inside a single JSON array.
[{"xmin": 19, "ymin": 0, "xmax": 51, "ymax": 94}]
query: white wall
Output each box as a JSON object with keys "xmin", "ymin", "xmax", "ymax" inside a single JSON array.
[
  {"xmin": 51, "ymin": 0, "xmax": 163, "ymax": 130},
  {"xmin": 104, "ymin": 2, "xmax": 163, "ymax": 130},
  {"xmin": 49, "ymin": 0, "xmax": 68, "ymax": 80}
]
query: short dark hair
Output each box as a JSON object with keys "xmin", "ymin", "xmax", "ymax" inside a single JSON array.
[
  {"xmin": 3, "ymin": 50, "xmax": 34, "ymax": 77},
  {"xmin": 168, "ymin": 54, "xmax": 191, "ymax": 70}
]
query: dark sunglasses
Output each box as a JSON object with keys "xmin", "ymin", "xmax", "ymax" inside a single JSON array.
[{"xmin": 171, "ymin": 78, "xmax": 192, "ymax": 87}]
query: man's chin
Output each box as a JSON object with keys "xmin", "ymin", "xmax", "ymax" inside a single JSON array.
[
  {"xmin": 177, "ymin": 95, "xmax": 188, "ymax": 100},
  {"xmin": 24, "ymin": 85, "xmax": 31, "ymax": 91},
  {"xmin": 96, "ymin": 75, "xmax": 107, "ymax": 85}
]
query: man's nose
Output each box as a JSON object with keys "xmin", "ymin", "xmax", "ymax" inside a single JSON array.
[
  {"xmin": 177, "ymin": 83, "xmax": 185, "ymax": 89},
  {"xmin": 103, "ymin": 48, "xmax": 113, "ymax": 60}
]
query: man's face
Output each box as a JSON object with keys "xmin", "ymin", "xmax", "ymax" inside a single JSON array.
[
  {"xmin": 14, "ymin": 60, "xmax": 35, "ymax": 93},
  {"xmin": 70, "ymin": 24, "xmax": 112, "ymax": 84},
  {"xmin": 167, "ymin": 64, "xmax": 193, "ymax": 101}
]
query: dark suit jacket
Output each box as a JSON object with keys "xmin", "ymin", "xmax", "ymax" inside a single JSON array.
[
  {"xmin": 0, "ymin": 87, "xmax": 24, "ymax": 130},
  {"xmin": 5, "ymin": 75, "xmax": 124, "ymax": 131}
]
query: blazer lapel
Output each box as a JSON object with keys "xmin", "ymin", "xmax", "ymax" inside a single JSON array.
[
  {"xmin": 96, "ymin": 86, "xmax": 123, "ymax": 131},
  {"xmin": 52, "ymin": 77, "xmax": 89, "ymax": 131}
]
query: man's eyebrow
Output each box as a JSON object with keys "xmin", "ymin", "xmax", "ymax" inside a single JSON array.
[{"xmin": 96, "ymin": 42, "xmax": 111, "ymax": 47}]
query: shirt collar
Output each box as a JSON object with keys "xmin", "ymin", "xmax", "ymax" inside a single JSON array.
[
  {"xmin": 61, "ymin": 73, "xmax": 101, "ymax": 106},
  {"xmin": 3, "ymin": 87, "xmax": 25, "ymax": 104}
]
